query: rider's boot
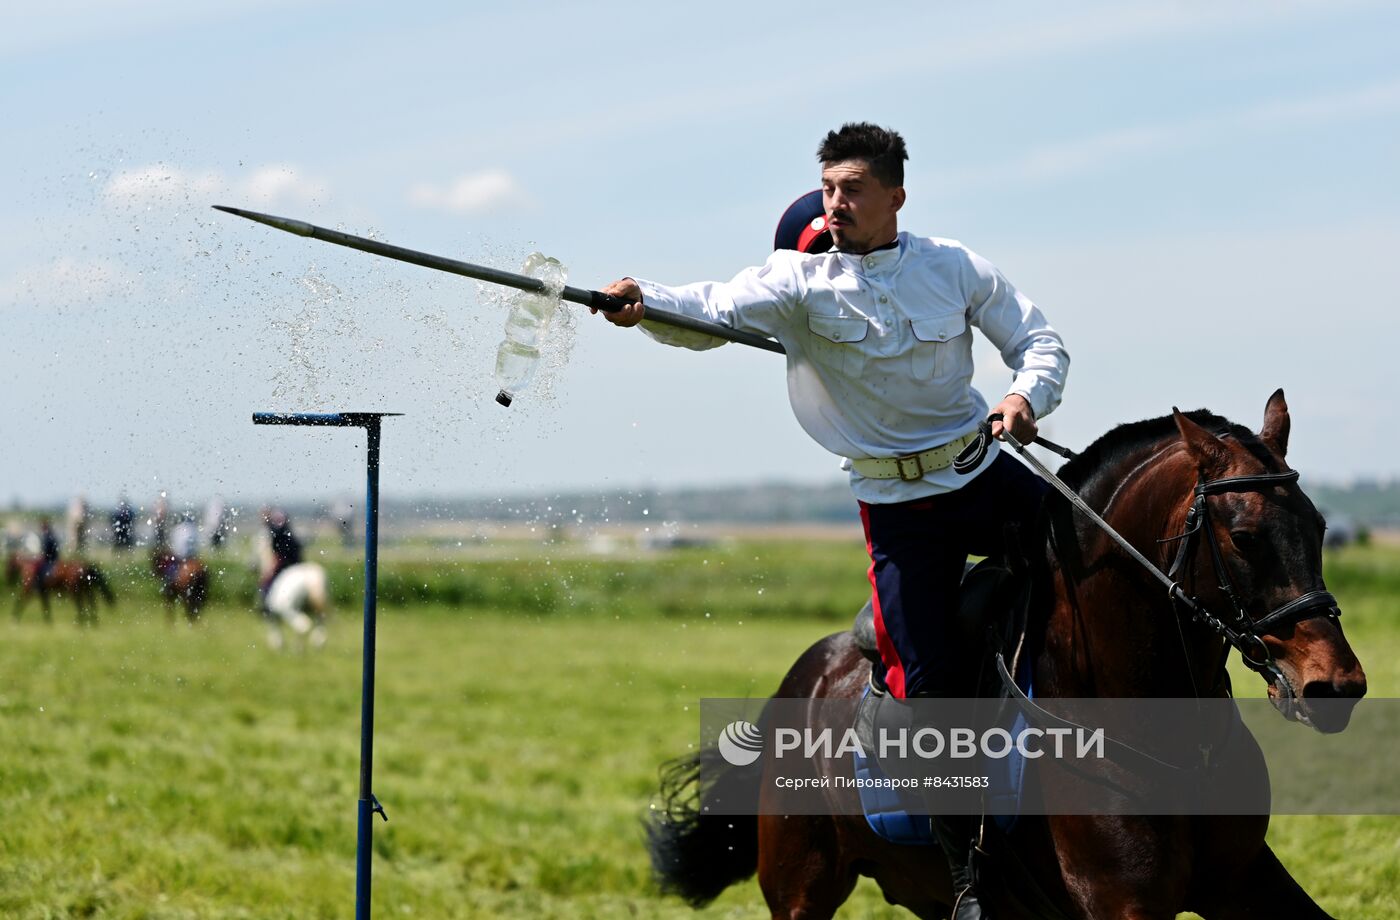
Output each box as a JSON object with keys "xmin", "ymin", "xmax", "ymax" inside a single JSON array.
[
  {"xmin": 931, "ymin": 812, "xmax": 988, "ymax": 919},
  {"xmin": 903, "ymin": 683, "xmax": 990, "ymax": 920}
]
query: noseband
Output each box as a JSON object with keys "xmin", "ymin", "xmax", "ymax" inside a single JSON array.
[{"xmin": 1162, "ymin": 468, "xmax": 1340, "ymax": 681}]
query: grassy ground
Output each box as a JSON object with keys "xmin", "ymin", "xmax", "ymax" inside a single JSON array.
[{"xmin": 1, "ymin": 539, "xmax": 1396, "ymax": 918}]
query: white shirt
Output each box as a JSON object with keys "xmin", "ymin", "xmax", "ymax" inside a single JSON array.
[
  {"xmin": 634, "ymin": 232, "xmax": 1069, "ymax": 503},
  {"xmin": 171, "ymin": 521, "xmax": 199, "ymax": 560}
]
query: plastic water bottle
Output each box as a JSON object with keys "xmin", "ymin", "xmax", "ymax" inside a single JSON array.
[{"xmin": 494, "ymin": 252, "xmax": 566, "ymax": 407}]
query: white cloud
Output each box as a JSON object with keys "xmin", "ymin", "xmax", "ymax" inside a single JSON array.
[
  {"xmin": 239, "ymin": 165, "xmax": 328, "ymax": 206},
  {"xmin": 102, "ymin": 163, "xmax": 328, "ymax": 209},
  {"xmin": 0, "ymin": 256, "xmax": 142, "ymax": 309},
  {"xmin": 406, "ymin": 169, "xmax": 527, "ymax": 214},
  {"xmin": 103, "ymin": 164, "xmax": 223, "ymax": 205}
]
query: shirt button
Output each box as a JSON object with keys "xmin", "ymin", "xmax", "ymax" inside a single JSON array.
[{"xmin": 879, "ymin": 295, "xmax": 888, "ymax": 304}]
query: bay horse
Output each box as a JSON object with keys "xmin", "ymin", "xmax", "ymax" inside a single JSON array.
[
  {"xmin": 151, "ymin": 546, "xmax": 210, "ymax": 624},
  {"xmin": 647, "ymin": 391, "xmax": 1367, "ymax": 919},
  {"xmin": 6, "ymin": 552, "xmax": 114, "ymax": 626}
]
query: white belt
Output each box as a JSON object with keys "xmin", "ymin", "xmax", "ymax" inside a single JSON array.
[{"xmin": 849, "ymin": 432, "xmax": 981, "ymax": 481}]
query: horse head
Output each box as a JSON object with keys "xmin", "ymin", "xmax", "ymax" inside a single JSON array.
[{"xmin": 1170, "ymin": 389, "xmax": 1366, "ymax": 732}]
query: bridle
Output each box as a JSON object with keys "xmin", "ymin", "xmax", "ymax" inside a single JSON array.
[
  {"xmin": 959, "ymin": 417, "xmax": 1342, "ymax": 695},
  {"xmin": 1161, "ymin": 468, "xmax": 1340, "ymax": 690},
  {"xmin": 960, "ymin": 417, "xmax": 1345, "ymax": 779}
]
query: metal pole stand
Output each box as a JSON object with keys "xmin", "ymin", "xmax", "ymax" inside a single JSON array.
[{"xmin": 253, "ymin": 411, "xmax": 402, "ymax": 920}]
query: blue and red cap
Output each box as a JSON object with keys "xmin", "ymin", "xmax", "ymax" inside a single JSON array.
[{"xmin": 773, "ymin": 189, "xmax": 832, "ymax": 254}]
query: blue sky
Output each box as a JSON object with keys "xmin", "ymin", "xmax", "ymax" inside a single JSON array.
[{"xmin": 3, "ymin": 1, "xmax": 1398, "ymax": 508}]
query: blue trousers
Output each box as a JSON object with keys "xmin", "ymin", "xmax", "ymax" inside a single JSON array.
[{"xmin": 858, "ymin": 451, "xmax": 1047, "ymax": 699}]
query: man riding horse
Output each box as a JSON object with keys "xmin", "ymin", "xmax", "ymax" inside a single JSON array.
[
  {"xmin": 36, "ymin": 518, "xmax": 61, "ymax": 601},
  {"xmin": 259, "ymin": 507, "xmax": 303, "ymax": 612},
  {"xmin": 594, "ymin": 122, "xmax": 1069, "ymax": 918}
]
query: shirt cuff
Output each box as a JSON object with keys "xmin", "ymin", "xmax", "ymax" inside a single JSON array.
[{"xmin": 1008, "ymin": 378, "xmax": 1056, "ymax": 420}]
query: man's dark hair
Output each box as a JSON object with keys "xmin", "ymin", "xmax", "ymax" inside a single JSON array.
[{"xmin": 817, "ymin": 123, "xmax": 908, "ymax": 187}]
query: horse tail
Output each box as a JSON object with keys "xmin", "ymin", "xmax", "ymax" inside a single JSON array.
[{"xmin": 645, "ymin": 707, "xmax": 765, "ymax": 907}]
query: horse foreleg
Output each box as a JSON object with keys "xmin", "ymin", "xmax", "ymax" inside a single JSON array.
[
  {"xmin": 756, "ymin": 813, "xmax": 858, "ymax": 920},
  {"xmin": 1193, "ymin": 842, "xmax": 1334, "ymax": 919},
  {"xmin": 265, "ymin": 621, "xmax": 285, "ymax": 652},
  {"xmin": 1049, "ymin": 814, "xmax": 1191, "ymax": 920}
]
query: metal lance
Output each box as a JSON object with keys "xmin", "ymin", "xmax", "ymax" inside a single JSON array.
[{"xmin": 213, "ymin": 206, "xmax": 785, "ymax": 355}]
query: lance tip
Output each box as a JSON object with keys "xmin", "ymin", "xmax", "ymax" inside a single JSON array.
[{"xmin": 211, "ymin": 205, "xmax": 314, "ymax": 237}]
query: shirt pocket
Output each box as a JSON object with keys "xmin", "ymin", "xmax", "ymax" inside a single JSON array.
[
  {"xmin": 807, "ymin": 313, "xmax": 870, "ymax": 376},
  {"xmin": 909, "ymin": 312, "xmax": 968, "ymax": 380}
]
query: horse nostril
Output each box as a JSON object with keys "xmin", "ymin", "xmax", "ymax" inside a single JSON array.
[{"xmin": 1302, "ymin": 677, "xmax": 1367, "ymax": 701}]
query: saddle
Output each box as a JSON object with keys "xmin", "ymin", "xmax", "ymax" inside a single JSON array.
[
  {"xmin": 849, "ymin": 553, "xmax": 1039, "ymax": 842},
  {"xmin": 160, "ymin": 559, "xmax": 182, "ymax": 586}
]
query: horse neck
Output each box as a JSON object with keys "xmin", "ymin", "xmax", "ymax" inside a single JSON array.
[{"xmin": 1041, "ymin": 441, "xmax": 1229, "ymax": 698}]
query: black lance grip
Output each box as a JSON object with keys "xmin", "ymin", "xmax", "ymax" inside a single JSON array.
[{"xmin": 588, "ymin": 290, "xmax": 632, "ymax": 313}]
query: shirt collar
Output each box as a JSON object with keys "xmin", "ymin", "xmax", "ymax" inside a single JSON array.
[{"xmin": 835, "ymin": 232, "xmax": 905, "ymax": 275}]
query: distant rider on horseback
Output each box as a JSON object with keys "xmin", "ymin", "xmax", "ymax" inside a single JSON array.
[
  {"xmin": 260, "ymin": 507, "xmax": 303, "ymax": 610},
  {"xmin": 36, "ymin": 518, "xmax": 60, "ymax": 599},
  {"xmin": 594, "ymin": 123, "xmax": 1070, "ymax": 919}
]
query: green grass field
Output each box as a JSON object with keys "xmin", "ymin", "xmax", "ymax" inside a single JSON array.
[{"xmin": 1, "ymin": 539, "xmax": 1397, "ymax": 918}]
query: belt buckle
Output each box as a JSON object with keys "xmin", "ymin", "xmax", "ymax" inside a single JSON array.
[{"xmin": 895, "ymin": 453, "xmax": 924, "ymax": 482}]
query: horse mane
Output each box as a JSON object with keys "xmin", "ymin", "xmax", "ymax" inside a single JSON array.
[{"xmin": 1054, "ymin": 408, "xmax": 1280, "ymax": 497}]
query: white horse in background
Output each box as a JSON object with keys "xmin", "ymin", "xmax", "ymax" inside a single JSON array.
[{"xmin": 255, "ymin": 533, "xmax": 330, "ymax": 652}]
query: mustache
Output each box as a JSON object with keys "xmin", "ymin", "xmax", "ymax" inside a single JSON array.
[{"xmin": 829, "ymin": 210, "xmax": 854, "ymax": 225}]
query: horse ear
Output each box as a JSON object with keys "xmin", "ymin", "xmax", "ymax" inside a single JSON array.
[
  {"xmin": 1173, "ymin": 407, "xmax": 1230, "ymax": 474},
  {"xmin": 1259, "ymin": 388, "xmax": 1290, "ymax": 459}
]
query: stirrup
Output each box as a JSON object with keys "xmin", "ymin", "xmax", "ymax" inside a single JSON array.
[
  {"xmin": 931, "ymin": 814, "xmax": 988, "ymax": 920},
  {"xmin": 949, "ymin": 880, "xmax": 988, "ymax": 920}
]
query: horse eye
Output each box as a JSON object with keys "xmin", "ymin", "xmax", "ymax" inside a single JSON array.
[{"xmin": 1230, "ymin": 530, "xmax": 1258, "ymax": 552}]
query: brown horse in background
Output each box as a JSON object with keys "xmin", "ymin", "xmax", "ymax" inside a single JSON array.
[
  {"xmin": 151, "ymin": 546, "xmax": 209, "ymax": 624},
  {"xmin": 648, "ymin": 391, "xmax": 1367, "ymax": 919},
  {"xmin": 6, "ymin": 553, "xmax": 114, "ymax": 626}
]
